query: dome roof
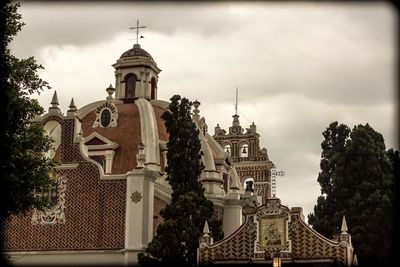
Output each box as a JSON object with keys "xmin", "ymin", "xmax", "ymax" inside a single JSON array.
[
  {"xmin": 78, "ymin": 100, "xmax": 169, "ymax": 174},
  {"xmin": 120, "ymin": 44, "xmax": 154, "ymax": 61}
]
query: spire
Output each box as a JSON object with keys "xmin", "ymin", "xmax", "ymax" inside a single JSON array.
[
  {"xmin": 69, "ymin": 98, "xmax": 76, "ymax": 110},
  {"xmin": 49, "ymin": 91, "xmax": 61, "ymax": 114},
  {"xmin": 203, "ymin": 221, "xmax": 210, "ymax": 236},
  {"xmin": 51, "ymin": 91, "xmax": 59, "ymax": 107},
  {"xmin": 67, "ymin": 97, "xmax": 77, "ymax": 116},
  {"xmin": 353, "ymin": 254, "xmax": 358, "ymax": 266},
  {"xmin": 341, "ymin": 215, "xmax": 348, "ymax": 233}
]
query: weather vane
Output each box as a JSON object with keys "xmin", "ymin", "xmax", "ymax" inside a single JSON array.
[{"xmin": 129, "ymin": 19, "xmax": 146, "ymax": 45}]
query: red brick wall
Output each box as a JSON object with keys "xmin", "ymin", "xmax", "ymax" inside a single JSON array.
[{"xmin": 2, "ymin": 116, "xmax": 126, "ymax": 251}]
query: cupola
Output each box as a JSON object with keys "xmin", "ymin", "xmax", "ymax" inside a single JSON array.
[{"xmin": 112, "ymin": 23, "xmax": 161, "ymax": 102}]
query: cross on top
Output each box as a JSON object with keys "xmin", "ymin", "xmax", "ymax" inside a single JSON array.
[{"xmin": 129, "ymin": 19, "xmax": 146, "ymax": 45}]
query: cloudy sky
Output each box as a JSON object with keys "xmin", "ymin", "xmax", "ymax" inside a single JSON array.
[{"xmin": 11, "ymin": 1, "xmax": 398, "ymax": 221}]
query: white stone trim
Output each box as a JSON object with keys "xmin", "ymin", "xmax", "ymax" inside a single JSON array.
[
  {"xmin": 83, "ymin": 132, "xmax": 119, "ymax": 174},
  {"xmin": 56, "ymin": 163, "xmax": 79, "ymax": 170},
  {"xmin": 92, "ymin": 101, "xmax": 118, "ymax": 128},
  {"xmin": 5, "ymin": 250, "xmax": 125, "ymax": 266},
  {"xmin": 135, "ymin": 98, "xmax": 160, "ymax": 167}
]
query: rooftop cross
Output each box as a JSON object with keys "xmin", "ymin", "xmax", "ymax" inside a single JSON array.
[{"xmin": 129, "ymin": 19, "xmax": 146, "ymax": 45}]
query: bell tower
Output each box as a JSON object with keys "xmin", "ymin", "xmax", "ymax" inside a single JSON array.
[
  {"xmin": 112, "ymin": 21, "xmax": 161, "ymax": 102},
  {"xmin": 213, "ymin": 89, "xmax": 274, "ymax": 204}
]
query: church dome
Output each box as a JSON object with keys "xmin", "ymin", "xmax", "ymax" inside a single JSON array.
[{"xmin": 119, "ymin": 44, "xmax": 156, "ymax": 64}]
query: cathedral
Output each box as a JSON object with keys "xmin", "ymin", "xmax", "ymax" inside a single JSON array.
[{"xmin": 2, "ymin": 37, "xmax": 356, "ymax": 266}]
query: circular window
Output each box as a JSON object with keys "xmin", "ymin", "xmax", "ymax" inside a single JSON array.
[{"xmin": 100, "ymin": 109, "xmax": 111, "ymax": 127}]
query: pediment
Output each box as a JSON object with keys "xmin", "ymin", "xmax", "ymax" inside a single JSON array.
[
  {"xmin": 84, "ymin": 132, "xmax": 118, "ymax": 150},
  {"xmin": 85, "ymin": 136, "xmax": 107, "ymax": 146}
]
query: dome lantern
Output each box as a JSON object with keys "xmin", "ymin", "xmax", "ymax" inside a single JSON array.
[{"xmin": 112, "ymin": 21, "xmax": 161, "ymax": 103}]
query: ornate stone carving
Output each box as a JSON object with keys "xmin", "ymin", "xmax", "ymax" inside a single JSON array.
[
  {"xmin": 131, "ymin": 191, "xmax": 142, "ymax": 203},
  {"xmin": 92, "ymin": 101, "xmax": 118, "ymax": 128},
  {"xmin": 31, "ymin": 175, "xmax": 67, "ymax": 225}
]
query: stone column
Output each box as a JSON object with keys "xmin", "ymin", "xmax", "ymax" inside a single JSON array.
[
  {"xmin": 223, "ymin": 191, "xmax": 242, "ymax": 237},
  {"xmin": 124, "ymin": 166, "xmax": 158, "ymax": 265}
]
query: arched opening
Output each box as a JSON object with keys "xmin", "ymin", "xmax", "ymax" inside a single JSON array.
[
  {"xmin": 243, "ymin": 177, "xmax": 254, "ymax": 192},
  {"xmin": 151, "ymin": 77, "xmax": 157, "ymax": 99},
  {"xmin": 44, "ymin": 121, "xmax": 61, "ymax": 160},
  {"xmin": 125, "ymin": 73, "xmax": 137, "ymax": 99},
  {"xmin": 222, "ymin": 143, "xmax": 231, "ymax": 157},
  {"xmin": 239, "ymin": 142, "xmax": 249, "ymax": 157}
]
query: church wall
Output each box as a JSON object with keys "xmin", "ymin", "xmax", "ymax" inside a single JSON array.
[{"xmin": 2, "ymin": 116, "xmax": 127, "ymax": 251}]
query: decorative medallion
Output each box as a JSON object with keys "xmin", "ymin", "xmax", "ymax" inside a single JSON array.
[
  {"xmin": 31, "ymin": 174, "xmax": 67, "ymax": 225},
  {"xmin": 93, "ymin": 101, "xmax": 118, "ymax": 128},
  {"xmin": 131, "ymin": 191, "xmax": 142, "ymax": 203}
]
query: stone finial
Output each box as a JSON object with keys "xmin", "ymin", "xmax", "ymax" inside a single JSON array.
[
  {"xmin": 214, "ymin": 123, "xmax": 221, "ymax": 135},
  {"xmin": 341, "ymin": 215, "xmax": 348, "ymax": 233},
  {"xmin": 106, "ymin": 84, "xmax": 115, "ymax": 100},
  {"xmin": 232, "ymin": 114, "xmax": 240, "ymax": 127},
  {"xmin": 353, "ymin": 254, "xmax": 358, "ymax": 266},
  {"xmin": 203, "ymin": 221, "xmax": 210, "ymax": 236},
  {"xmin": 199, "ymin": 220, "xmax": 213, "ymax": 246},
  {"xmin": 67, "ymin": 97, "xmax": 77, "ymax": 116},
  {"xmin": 136, "ymin": 143, "xmax": 146, "ymax": 168},
  {"xmin": 250, "ymin": 121, "xmax": 257, "ymax": 133},
  {"xmin": 193, "ymin": 99, "xmax": 200, "ymax": 120},
  {"xmin": 49, "ymin": 91, "xmax": 61, "ymax": 114}
]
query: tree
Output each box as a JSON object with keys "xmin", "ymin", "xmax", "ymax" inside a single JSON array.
[
  {"xmin": 1, "ymin": 0, "xmax": 55, "ymax": 224},
  {"xmin": 386, "ymin": 148, "xmax": 399, "ymax": 263},
  {"xmin": 309, "ymin": 122, "xmax": 394, "ymax": 265},
  {"xmin": 138, "ymin": 95, "xmax": 223, "ymax": 267}
]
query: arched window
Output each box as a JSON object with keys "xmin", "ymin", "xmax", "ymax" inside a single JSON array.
[
  {"xmin": 239, "ymin": 142, "xmax": 249, "ymax": 157},
  {"xmin": 44, "ymin": 180, "xmax": 58, "ymax": 207},
  {"xmin": 151, "ymin": 77, "xmax": 157, "ymax": 99},
  {"xmin": 125, "ymin": 74, "xmax": 137, "ymax": 98}
]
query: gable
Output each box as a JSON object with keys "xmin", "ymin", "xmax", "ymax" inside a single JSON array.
[{"xmin": 85, "ymin": 136, "xmax": 107, "ymax": 146}]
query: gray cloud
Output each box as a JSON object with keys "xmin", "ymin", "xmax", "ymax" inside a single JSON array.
[{"xmin": 13, "ymin": 1, "xmax": 398, "ymax": 220}]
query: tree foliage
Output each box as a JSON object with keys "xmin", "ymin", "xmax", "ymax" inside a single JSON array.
[
  {"xmin": 138, "ymin": 95, "xmax": 223, "ymax": 266},
  {"xmin": 0, "ymin": 1, "xmax": 55, "ymax": 220},
  {"xmin": 308, "ymin": 122, "xmax": 395, "ymax": 265}
]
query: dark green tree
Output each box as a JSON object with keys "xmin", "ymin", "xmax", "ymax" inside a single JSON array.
[
  {"xmin": 386, "ymin": 148, "xmax": 399, "ymax": 263},
  {"xmin": 309, "ymin": 122, "xmax": 394, "ymax": 265},
  {"xmin": 138, "ymin": 95, "xmax": 223, "ymax": 267},
  {"xmin": 1, "ymin": 1, "xmax": 56, "ymax": 265}
]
